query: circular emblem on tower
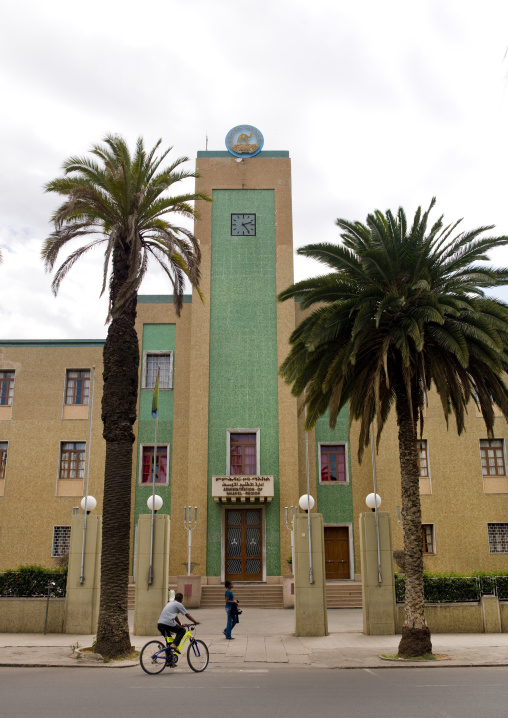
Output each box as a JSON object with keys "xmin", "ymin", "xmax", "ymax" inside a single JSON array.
[{"xmin": 225, "ymin": 125, "xmax": 264, "ymax": 158}]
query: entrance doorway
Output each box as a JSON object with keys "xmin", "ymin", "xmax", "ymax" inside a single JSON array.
[
  {"xmin": 324, "ymin": 526, "xmax": 351, "ymax": 580},
  {"xmin": 225, "ymin": 508, "xmax": 263, "ymax": 581}
]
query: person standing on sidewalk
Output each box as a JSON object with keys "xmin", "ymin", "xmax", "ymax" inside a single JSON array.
[{"xmin": 224, "ymin": 580, "xmax": 239, "ymax": 640}]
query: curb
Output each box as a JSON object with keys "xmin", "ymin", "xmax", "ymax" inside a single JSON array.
[
  {"xmin": 0, "ymin": 661, "xmax": 138, "ymax": 669},
  {"xmin": 2, "ymin": 659, "xmax": 508, "ymax": 670}
]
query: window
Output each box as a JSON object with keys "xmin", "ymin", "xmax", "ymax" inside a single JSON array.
[
  {"xmin": 65, "ymin": 370, "xmax": 90, "ymax": 405},
  {"xmin": 480, "ymin": 439, "xmax": 506, "ymax": 476},
  {"xmin": 487, "ymin": 524, "xmax": 508, "ymax": 553},
  {"xmin": 59, "ymin": 442, "xmax": 86, "ymax": 480},
  {"xmin": 0, "ymin": 442, "xmax": 7, "ymax": 480},
  {"xmin": 140, "ymin": 445, "xmax": 169, "ymax": 484},
  {"xmin": 0, "ymin": 371, "xmax": 14, "ymax": 406},
  {"xmin": 417, "ymin": 440, "xmax": 429, "ymax": 477},
  {"xmin": 143, "ymin": 352, "xmax": 172, "ymax": 390},
  {"xmin": 422, "ymin": 524, "xmax": 435, "ymax": 554},
  {"xmin": 320, "ymin": 444, "xmax": 347, "ymax": 482},
  {"xmin": 488, "ymin": 523, "xmax": 508, "ymax": 553},
  {"xmin": 52, "ymin": 526, "xmax": 71, "ymax": 558},
  {"xmin": 230, "ymin": 433, "xmax": 257, "ymax": 475}
]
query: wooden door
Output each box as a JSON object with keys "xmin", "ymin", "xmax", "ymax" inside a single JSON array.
[
  {"xmin": 324, "ymin": 527, "xmax": 350, "ymax": 580},
  {"xmin": 225, "ymin": 508, "xmax": 263, "ymax": 581}
]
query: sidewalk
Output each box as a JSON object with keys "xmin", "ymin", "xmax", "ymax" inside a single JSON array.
[{"xmin": 2, "ymin": 609, "xmax": 508, "ymax": 669}]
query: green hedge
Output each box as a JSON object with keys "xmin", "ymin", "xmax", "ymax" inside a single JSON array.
[
  {"xmin": 0, "ymin": 565, "xmax": 67, "ymax": 597},
  {"xmin": 395, "ymin": 572, "xmax": 508, "ymax": 603}
]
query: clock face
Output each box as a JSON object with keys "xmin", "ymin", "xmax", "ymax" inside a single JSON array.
[{"xmin": 231, "ymin": 214, "xmax": 256, "ymax": 236}]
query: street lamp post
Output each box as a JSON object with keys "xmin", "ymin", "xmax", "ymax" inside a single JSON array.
[
  {"xmin": 299, "ymin": 494, "xmax": 315, "ymax": 584},
  {"xmin": 147, "ymin": 494, "xmax": 163, "ymax": 585},
  {"xmin": 79, "ymin": 495, "xmax": 97, "ymax": 584},
  {"xmin": 184, "ymin": 506, "xmax": 198, "ymax": 576},
  {"xmin": 366, "ymin": 492, "xmax": 382, "ymax": 583}
]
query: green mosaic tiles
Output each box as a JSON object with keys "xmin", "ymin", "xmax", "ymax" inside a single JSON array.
[
  {"xmin": 315, "ymin": 407, "xmax": 354, "ymax": 528},
  {"xmin": 133, "ymin": 324, "xmax": 176, "ymax": 544},
  {"xmin": 206, "ymin": 190, "xmax": 280, "ymax": 576}
]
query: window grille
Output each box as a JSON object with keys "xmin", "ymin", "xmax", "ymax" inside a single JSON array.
[
  {"xmin": 52, "ymin": 526, "xmax": 71, "ymax": 557},
  {"xmin": 488, "ymin": 523, "xmax": 508, "ymax": 553}
]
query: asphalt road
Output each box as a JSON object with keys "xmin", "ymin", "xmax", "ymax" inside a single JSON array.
[{"xmin": 1, "ymin": 665, "xmax": 507, "ymax": 718}]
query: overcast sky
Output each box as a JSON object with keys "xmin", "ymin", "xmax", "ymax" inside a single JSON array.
[{"xmin": 2, "ymin": 0, "xmax": 508, "ymax": 339}]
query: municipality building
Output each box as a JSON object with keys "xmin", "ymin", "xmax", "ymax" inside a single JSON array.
[{"xmin": 1, "ymin": 127, "xmax": 507, "ymax": 591}]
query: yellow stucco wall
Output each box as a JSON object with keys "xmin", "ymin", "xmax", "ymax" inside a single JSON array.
[
  {"xmin": 0, "ymin": 345, "xmax": 105, "ymax": 571},
  {"xmin": 351, "ymin": 388, "xmax": 508, "ymax": 575}
]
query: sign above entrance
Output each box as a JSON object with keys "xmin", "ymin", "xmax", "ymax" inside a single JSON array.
[
  {"xmin": 212, "ymin": 475, "xmax": 274, "ymax": 502},
  {"xmin": 225, "ymin": 125, "xmax": 264, "ymax": 158}
]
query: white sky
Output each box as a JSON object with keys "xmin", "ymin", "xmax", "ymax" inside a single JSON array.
[{"xmin": 2, "ymin": 0, "xmax": 508, "ymax": 339}]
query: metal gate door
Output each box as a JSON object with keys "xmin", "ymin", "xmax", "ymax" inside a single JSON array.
[{"xmin": 225, "ymin": 508, "xmax": 263, "ymax": 581}]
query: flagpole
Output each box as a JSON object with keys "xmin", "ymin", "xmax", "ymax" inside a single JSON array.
[
  {"xmin": 148, "ymin": 412, "xmax": 158, "ymax": 586},
  {"xmin": 148, "ymin": 367, "xmax": 160, "ymax": 587},
  {"xmin": 80, "ymin": 365, "xmax": 95, "ymax": 584}
]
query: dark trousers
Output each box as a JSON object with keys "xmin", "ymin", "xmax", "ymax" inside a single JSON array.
[
  {"xmin": 158, "ymin": 622, "xmax": 186, "ymax": 658},
  {"xmin": 224, "ymin": 609, "xmax": 238, "ymax": 639}
]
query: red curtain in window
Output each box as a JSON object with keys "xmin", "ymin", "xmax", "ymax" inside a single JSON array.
[
  {"xmin": 142, "ymin": 448, "xmax": 167, "ymax": 483},
  {"xmin": 230, "ymin": 434, "xmax": 257, "ymax": 475},
  {"xmin": 320, "ymin": 445, "xmax": 346, "ymax": 482}
]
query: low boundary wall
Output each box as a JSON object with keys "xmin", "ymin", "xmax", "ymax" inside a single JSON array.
[
  {"xmin": 0, "ymin": 597, "xmax": 65, "ymax": 633},
  {"xmin": 396, "ymin": 597, "xmax": 507, "ymax": 633}
]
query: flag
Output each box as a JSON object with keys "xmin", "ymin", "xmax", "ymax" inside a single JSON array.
[{"xmin": 151, "ymin": 368, "xmax": 160, "ymax": 418}]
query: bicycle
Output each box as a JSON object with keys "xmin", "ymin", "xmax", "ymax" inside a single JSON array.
[{"xmin": 140, "ymin": 623, "xmax": 209, "ymax": 674}]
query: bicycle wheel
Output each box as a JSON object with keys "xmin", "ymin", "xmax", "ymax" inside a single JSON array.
[
  {"xmin": 140, "ymin": 640, "xmax": 167, "ymax": 675},
  {"xmin": 187, "ymin": 639, "xmax": 209, "ymax": 672}
]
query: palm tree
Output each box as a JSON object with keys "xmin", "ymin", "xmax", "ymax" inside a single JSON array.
[
  {"xmin": 279, "ymin": 199, "xmax": 508, "ymax": 657},
  {"xmin": 43, "ymin": 134, "xmax": 211, "ymax": 657}
]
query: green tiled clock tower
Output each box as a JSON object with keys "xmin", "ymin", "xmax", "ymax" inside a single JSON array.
[{"xmin": 184, "ymin": 128, "xmax": 300, "ymax": 584}]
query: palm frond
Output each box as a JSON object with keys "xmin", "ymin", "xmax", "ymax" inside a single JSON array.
[{"xmin": 44, "ymin": 134, "xmax": 211, "ymax": 320}]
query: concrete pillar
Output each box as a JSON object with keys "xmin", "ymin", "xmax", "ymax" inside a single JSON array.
[
  {"xmin": 64, "ymin": 513, "xmax": 102, "ymax": 634},
  {"xmin": 176, "ymin": 575, "xmax": 202, "ymax": 609},
  {"xmin": 133, "ymin": 514, "xmax": 170, "ymax": 635},
  {"xmin": 282, "ymin": 574, "xmax": 295, "ymax": 608},
  {"xmin": 359, "ymin": 511, "xmax": 396, "ymax": 635},
  {"xmin": 481, "ymin": 595, "xmax": 501, "ymax": 633},
  {"xmin": 293, "ymin": 512, "xmax": 328, "ymax": 636}
]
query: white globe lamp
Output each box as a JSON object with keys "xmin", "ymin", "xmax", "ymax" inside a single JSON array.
[
  {"xmin": 299, "ymin": 494, "xmax": 315, "ymax": 512},
  {"xmin": 366, "ymin": 493, "xmax": 382, "ymax": 511},
  {"xmin": 147, "ymin": 494, "xmax": 163, "ymax": 513},
  {"xmin": 80, "ymin": 495, "xmax": 97, "ymax": 513}
]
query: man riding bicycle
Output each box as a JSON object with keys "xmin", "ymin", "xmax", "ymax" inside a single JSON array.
[{"xmin": 157, "ymin": 592, "xmax": 200, "ymax": 660}]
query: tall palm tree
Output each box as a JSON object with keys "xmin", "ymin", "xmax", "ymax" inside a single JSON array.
[
  {"xmin": 279, "ymin": 199, "xmax": 508, "ymax": 657},
  {"xmin": 43, "ymin": 134, "xmax": 211, "ymax": 657}
]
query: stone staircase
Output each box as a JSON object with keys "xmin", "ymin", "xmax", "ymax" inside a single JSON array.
[
  {"xmin": 128, "ymin": 581, "xmax": 135, "ymax": 610},
  {"xmin": 201, "ymin": 584, "xmax": 284, "ymax": 608},
  {"xmin": 128, "ymin": 580, "xmax": 363, "ymax": 609},
  {"xmin": 128, "ymin": 581, "xmax": 177, "ymax": 609},
  {"xmin": 326, "ymin": 581, "xmax": 362, "ymax": 608}
]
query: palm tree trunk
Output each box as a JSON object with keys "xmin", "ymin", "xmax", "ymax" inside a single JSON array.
[
  {"xmin": 95, "ymin": 245, "xmax": 139, "ymax": 658},
  {"xmin": 395, "ymin": 381, "xmax": 432, "ymax": 658}
]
